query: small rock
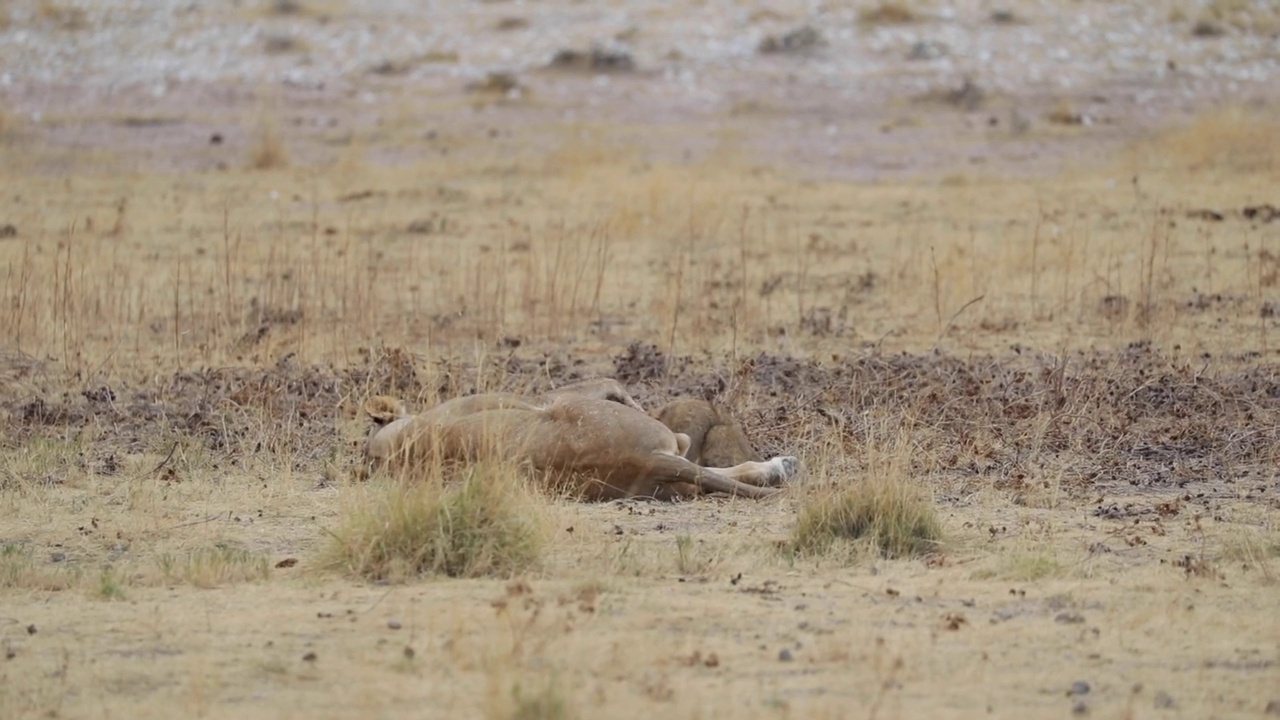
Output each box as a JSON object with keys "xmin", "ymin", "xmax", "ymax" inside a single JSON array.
[
  {"xmin": 302, "ymin": 651, "xmax": 317, "ymax": 662},
  {"xmin": 1264, "ymin": 699, "xmax": 1280, "ymax": 716},
  {"xmin": 548, "ymin": 46, "xmax": 634, "ymax": 73},
  {"xmin": 990, "ymin": 10, "xmax": 1018, "ymax": 24},
  {"xmin": 1191, "ymin": 20, "xmax": 1224, "ymax": 38},
  {"xmin": 777, "ymin": 648, "xmax": 794, "ymax": 662},
  {"xmin": 494, "ymin": 17, "xmax": 528, "ymax": 31},
  {"xmin": 1072, "ymin": 700, "xmax": 1089, "ymax": 715},
  {"xmin": 26, "ymin": 625, "xmax": 36, "ymax": 635},
  {"xmin": 263, "ymin": 35, "xmax": 301, "ymax": 54},
  {"xmin": 50, "ymin": 552, "xmax": 66, "ymax": 563},
  {"xmin": 1069, "ymin": 681, "xmax": 1091, "ymax": 696},
  {"xmin": 0, "ymin": 224, "xmax": 16, "ymax": 238},
  {"xmin": 758, "ymin": 26, "xmax": 822, "ymax": 55},
  {"xmin": 209, "ymin": 133, "xmax": 223, "ymax": 145},
  {"xmin": 1154, "ymin": 690, "xmax": 1175, "ymax": 709},
  {"xmin": 466, "ymin": 71, "xmax": 520, "ymax": 94},
  {"xmin": 906, "ymin": 41, "xmax": 947, "ymax": 61},
  {"xmin": 403, "ymin": 646, "xmax": 415, "ymax": 659},
  {"xmin": 1055, "ymin": 612, "xmax": 1085, "ymax": 624},
  {"xmin": 387, "ymin": 619, "xmax": 402, "ymax": 630}
]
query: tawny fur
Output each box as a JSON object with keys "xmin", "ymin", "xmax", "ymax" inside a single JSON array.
[
  {"xmin": 655, "ymin": 398, "xmax": 764, "ymax": 468},
  {"xmin": 361, "ymin": 379, "xmax": 798, "ymax": 500}
]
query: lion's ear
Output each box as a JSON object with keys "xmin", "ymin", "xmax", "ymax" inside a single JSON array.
[{"xmin": 364, "ymin": 396, "xmax": 408, "ymax": 425}]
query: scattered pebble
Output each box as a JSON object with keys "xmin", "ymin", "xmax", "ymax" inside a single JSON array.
[
  {"xmin": 1191, "ymin": 20, "xmax": 1225, "ymax": 38},
  {"xmin": 907, "ymin": 41, "xmax": 948, "ymax": 61},
  {"xmin": 758, "ymin": 26, "xmax": 823, "ymax": 55},
  {"xmin": 26, "ymin": 625, "xmax": 36, "ymax": 635},
  {"xmin": 1055, "ymin": 612, "xmax": 1086, "ymax": 624},
  {"xmin": 302, "ymin": 651, "xmax": 317, "ymax": 662},
  {"xmin": 1069, "ymin": 681, "xmax": 1091, "ymax": 696},
  {"xmin": 1154, "ymin": 690, "xmax": 1175, "ymax": 709},
  {"xmin": 387, "ymin": 619, "xmax": 402, "ymax": 630},
  {"xmin": 777, "ymin": 648, "xmax": 794, "ymax": 662},
  {"xmin": 1072, "ymin": 700, "xmax": 1089, "ymax": 715}
]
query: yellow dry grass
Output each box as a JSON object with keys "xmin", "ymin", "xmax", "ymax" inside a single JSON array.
[{"xmin": 1, "ymin": 81, "xmax": 1278, "ymax": 720}]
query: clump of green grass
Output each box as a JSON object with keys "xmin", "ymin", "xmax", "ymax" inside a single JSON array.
[
  {"xmin": 327, "ymin": 464, "xmax": 547, "ymax": 581},
  {"xmin": 788, "ymin": 470, "xmax": 942, "ymax": 561},
  {"xmin": 999, "ymin": 552, "xmax": 1061, "ymax": 581},
  {"xmin": 0, "ymin": 544, "xmax": 76, "ymax": 591},
  {"xmin": 96, "ymin": 565, "xmax": 127, "ymax": 600},
  {"xmin": 507, "ymin": 677, "xmax": 576, "ymax": 720},
  {"xmin": 156, "ymin": 543, "xmax": 271, "ymax": 588},
  {"xmin": 674, "ymin": 534, "xmax": 718, "ymax": 576}
]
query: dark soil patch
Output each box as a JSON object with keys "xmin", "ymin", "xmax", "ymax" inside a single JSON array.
[{"xmin": 5, "ymin": 342, "xmax": 1278, "ymax": 508}]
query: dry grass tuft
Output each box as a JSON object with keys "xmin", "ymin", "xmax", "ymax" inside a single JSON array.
[
  {"xmin": 502, "ymin": 677, "xmax": 578, "ymax": 720},
  {"xmin": 37, "ymin": 0, "xmax": 89, "ymax": 31},
  {"xmin": 1221, "ymin": 523, "xmax": 1280, "ymax": 581},
  {"xmin": 156, "ymin": 543, "xmax": 272, "ymax": 588},
  {"xmin": 326, "ymin": 465, "xmax": 548, "ymax": 581},
  {"xmin": 1199, "ymin": 0, "xmax": 1280, "ymax": 34},
  {"xmin": 995, "ymin": 552, "xmax": 1062, "ymax": 581},
  {"xmin": 248, "ymin": 116, "xmax": 290, "ymax": 170},
  {"xmin": 1138, "ymin": 106, "xmax": 1279, "ymax": 175},
  {"xmin": 0, "ymin": 544, "xmax": 77, "ymax": 591},
  {"xmin": 95, "ymin": 565, "xmax": 128, "ymax": 600},
  {"xmin": 858, "ymin": 1, "xmax": 919, "ymax": 26},
  {"xmin": 788, "ymin": 436, "xmax": 942, "ymax": 561}
]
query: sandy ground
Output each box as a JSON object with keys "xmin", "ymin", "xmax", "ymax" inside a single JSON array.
[{"xmin": 1, "ymin": 1, "xmax": 1279, "ymax": 719}]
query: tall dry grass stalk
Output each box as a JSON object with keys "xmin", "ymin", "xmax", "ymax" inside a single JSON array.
[{"xmin": 0, "ymin": 119, "xmax": 1273, "ymax": 379}]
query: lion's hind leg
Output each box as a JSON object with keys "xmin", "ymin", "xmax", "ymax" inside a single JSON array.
[
  {"xmin": 644, "ymin": 452, "xmax": 780, "ymax": 499},
  {"xmin": 710, "ymin": 456, "xmax": 803, "ymax": 488}
]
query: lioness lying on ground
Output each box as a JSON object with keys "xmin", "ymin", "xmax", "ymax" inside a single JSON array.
[{"xmin": 362, "ymin": 379, "xmax": 798, "ymax": 500}]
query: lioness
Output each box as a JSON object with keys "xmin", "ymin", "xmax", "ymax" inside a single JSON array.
[{"xmin": 362, "ymin": 380, "xmax": 798, "ymax": 500}]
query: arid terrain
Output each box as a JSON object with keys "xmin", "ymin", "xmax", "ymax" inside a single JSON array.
[{"xmin": 1, "ymin": 0, "xmax": 1278, "ymax": 718}]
